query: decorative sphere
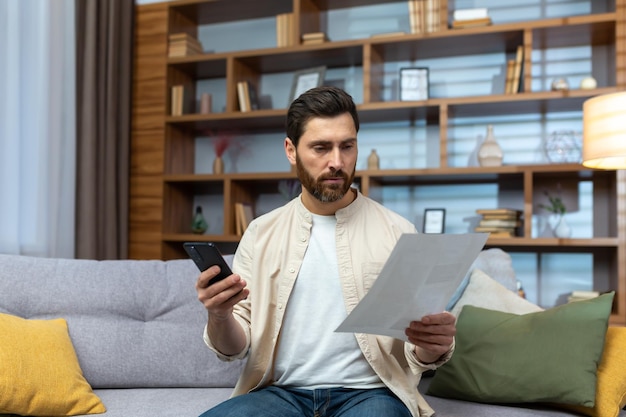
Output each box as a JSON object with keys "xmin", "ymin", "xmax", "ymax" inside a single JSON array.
[
  {"xmin": 551, "ymin": 78, "xmax": 569, "ymax": 91},
  {"xmin": 579, "ymin": 77, "xmax": 597, "ymax": 90},
  {"xmin": 544, "ymin": 130, "xmax": 582, "ymax": 164}
]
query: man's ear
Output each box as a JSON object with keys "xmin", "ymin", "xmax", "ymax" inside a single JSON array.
[{"xmin": 284, "ymin": 137, "xmax": 296, "ymax": 165}]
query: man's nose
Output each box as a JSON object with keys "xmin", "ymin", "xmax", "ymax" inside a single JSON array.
[{"xmin": 328, "ymin": 147, "xmax": 344, "ymax": 170}]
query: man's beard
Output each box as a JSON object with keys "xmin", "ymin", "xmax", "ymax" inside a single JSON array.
[{"xmin": 296, "ymin": 154, "xmax": 355, "ymax": 203}]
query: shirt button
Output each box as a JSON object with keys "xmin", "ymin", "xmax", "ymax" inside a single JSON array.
[
  {"xmin": 289, "ymin": 268, "xmax": 295, "ymax": 273},
  {"xmin": 278, "ymin": 303, "xmax": 283, "ymax": 309},
  {"xmin": 301, "ymin": 236, "xmax": 306, "ymax": 242}
]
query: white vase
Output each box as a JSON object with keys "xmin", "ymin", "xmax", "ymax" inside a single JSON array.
[
  {"xmin": 551, "ymin": 214, "xmax": 572, "ymax": 238},
  {"xmin": 478, "ymin": 125, "xmax": 503, "ymax": 167}
]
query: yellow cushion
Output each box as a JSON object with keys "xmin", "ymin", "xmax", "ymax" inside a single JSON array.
[
  {"xmin": 0, "ymin": 313, "xmax": 106, "ymax": 416},
  {"xmin": 562, "ymin": 327, "xmax": 626, "ymax": 417}
]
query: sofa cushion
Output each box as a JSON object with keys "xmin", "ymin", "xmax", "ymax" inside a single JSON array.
[
  {"xmin": 449, "ymin": 268, "xmax": 543, "ymax": 317},
  {"xmin": 427, "ymin": 292, "xmax": 614, "ymax": 407},
  {"xmin": 469, "ymin": 247, "xmax": 518, "ymax": 291},
  {"xmin": 560, "ymin": 326, "xmax": 626, "ymax": 417},
  {"xmin": 91, "ymin": 387, "xmax": 233, "ymax": 417},
  {"xmin": 420, "ymin": 377, "xmax": 593, "ymax": 417},
  {"xmin": 0, "ymin": 254, "xmax": 245, "ymax": 389},
  {"xmin": 0, "ymin": 313, "xmax": 106, "ymax": 416}
]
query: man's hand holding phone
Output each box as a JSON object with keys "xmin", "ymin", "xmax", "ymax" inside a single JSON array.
[
  {"xmin": 185, "ymin": 242, "xmax": 249, "ymax": 356},
  {"xmin": 185, "ymin": 242, "xmax": 248, "ymax": 319}
]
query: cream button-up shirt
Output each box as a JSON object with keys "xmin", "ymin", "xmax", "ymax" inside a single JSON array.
[{"xmin": 204, "ymin": 191, "xmax": 453, "ymax": 417}]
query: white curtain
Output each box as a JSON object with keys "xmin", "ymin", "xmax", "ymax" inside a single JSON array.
[{"xmin": 0, "ymin": 0, "xmax": 76, "ymax": 258}]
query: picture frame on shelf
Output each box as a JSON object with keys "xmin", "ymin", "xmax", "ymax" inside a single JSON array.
[
  {"xmin": 400, "ymin": 67, "xmax": 429, "ymax": 101},
  {"xmin": 289, "ymin": 66, "xmax": 326, "ymax": 104},
  {"xmin": 423, "ymin": 208, "xmax": 445, "ymax": 234}
]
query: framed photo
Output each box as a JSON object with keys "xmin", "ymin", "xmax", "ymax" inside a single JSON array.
[
  {"xmin": 400, "ymin": 67, "xmax": 429, "ymax": 101},
  {"xmin": 423, "ymin": 208, "xmax": 445, "ymax": 234},
  {"xmin": 289, "ymin": 66, "xmax": 326, "ymax": 103}
]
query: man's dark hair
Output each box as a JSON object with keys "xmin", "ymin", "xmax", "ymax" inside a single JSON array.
[{"xmin": 286, "ymin": 86, "xmax": 360, "ymax": 147}]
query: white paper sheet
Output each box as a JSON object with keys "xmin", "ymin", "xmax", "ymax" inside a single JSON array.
[{"xmin": 335, "ymin": 232, "xmax": 489, "ymax": 341}]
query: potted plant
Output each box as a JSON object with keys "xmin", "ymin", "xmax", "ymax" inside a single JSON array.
[{"xmin": 538, "ymin": 188, "xmax": 570, "ymax": 238}]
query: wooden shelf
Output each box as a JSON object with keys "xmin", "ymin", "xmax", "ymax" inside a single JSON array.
[
  {"xmin": 165, "ymin": 88, "xmax": 621, "ymax": 131},
  {"xmin": 487, "ymin": 237, "xmax": 619, "ymax": 249},
  {"xmin": 131, "ymin": 0, "xmax": 626, "ymax": 324}
]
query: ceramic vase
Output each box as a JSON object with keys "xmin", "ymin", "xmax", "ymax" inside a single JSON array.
[
  {"xmin": 367, "ymin": 149, "xmax": 380, "ymax": 170},
  {"xmin": 551, "ymin": 214, "xmax": 571, "ymax": 238},
  {"xmin": 478, "ymin": 125, "xmax": 503, "ymax": 167},
  {"xmin": 213, "ymin": 156, "xmax": 224, "ymax": 174},
  {"xmin": 191, "ymin": 206, "xmax": 208, "ymax": 234}
]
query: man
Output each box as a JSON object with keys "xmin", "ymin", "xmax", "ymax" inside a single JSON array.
[{"xmin": 195, "ymin": 86, "xmax": 456, "ymax": 417}]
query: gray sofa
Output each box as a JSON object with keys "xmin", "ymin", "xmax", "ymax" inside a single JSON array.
[{"xmin": 0, "ymin": 252, "xmax": 619, "ymax": 417}]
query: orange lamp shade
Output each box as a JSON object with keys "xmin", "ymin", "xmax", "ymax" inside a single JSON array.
[{"xmin": 582, "ymin": 91, "xmax": 626, "ymax": 169}]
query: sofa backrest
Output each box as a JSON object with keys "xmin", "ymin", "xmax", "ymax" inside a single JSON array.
[{"xmin": 0, "ymin": 254, "xmax": 244, "ymax": 389}]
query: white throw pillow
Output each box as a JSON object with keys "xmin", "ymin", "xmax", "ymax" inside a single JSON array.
[{"xmin": 450, "ymin": 268, "xmax": 543, "ymax": 317}]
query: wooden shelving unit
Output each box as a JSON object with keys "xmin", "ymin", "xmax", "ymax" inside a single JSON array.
[{"xmin": 131, "ymin": 0, "xmax": 626, "ymax": 324}]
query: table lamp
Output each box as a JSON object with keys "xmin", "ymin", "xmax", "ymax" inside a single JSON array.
[{"xmin": 582, "ymin": 91, "xmax": 626, "ymax": 169}]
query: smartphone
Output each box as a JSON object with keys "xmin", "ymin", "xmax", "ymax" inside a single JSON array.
[{"xmin": 183, "ymin": 242, "xmax": 233, "ymax": 286}]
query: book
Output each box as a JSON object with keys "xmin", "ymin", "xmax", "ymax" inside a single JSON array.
[
  {"xmin": 453, "ymin": 8, "xmax": 488, "ymax": 21},
  {"xmin": 276, "ymin": 13, "xmax": 294, "ymax": 47},
  {"xmin": 235, "ymin": 202, "xmax": 254, "ymax": 235},
  {"xmin": 371, "ymin": 31, "xmax": 406, "ymax": 38},
  {"xmin": 478, "ymin": 219, "xmax": 522, "ymax": 228},
  {"xmin": 511, "ymin": 45, "xmax": 524, "ymax": 94},
  {"xmin": 241, "ymin": 204, "xmax": 254, "ymax": 231},
  {"xmin": 168, "ymin": 33, "xmax": 203, "ymax": 57},
  {"xmin": 476, "ymin": 208, "xmax": 522, "ymax": 216},
  {"xmin": 170, "ymin": 85, "xmax": 193, "ymax": 116},
  {"xmin": 171, "ymin": 85, "xmax": 182, "ymax": 116},
  {"xmin": 480, "ymin": 212, "xmax": 521, "ymax": 220},
  {"xmin": 301, "ymin": 32, "xmax": 328, "ymax": 45},
  {"xmin": 236, "ymin": 81, "xmax": 258, "ymax": 112},
  {"xmin": 474, "ymin": 226, "xmax": 517, "ymax": 233},
  {"xmin": 234, "ymin": 204, "xmax": 242, "ymax": 236},
  {"xmin": 408, "ymin": 0, "xmax": 427, "ymax": 35},
  {"xmin": 571, "ymin": 290, "xmax": 600, "ymax": 298},
  {"xmin": 237, "ymin": 81, "xmax": 250, "ymax": 112},
  {"xmin": 451, "ymin": 17, "xmax": 492, "ymax": 29},
  {"xmin": 567, "ymin": 290, "xmax": 601, "ymax": 303},
  {"xmin": 425, "ymin": 0, "xmax": 439, "ymax": 33}
]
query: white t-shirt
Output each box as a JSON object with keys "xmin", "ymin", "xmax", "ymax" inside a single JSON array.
[{"xmin": 273, "ymin": 213, "xmax": 383, "ymax": 389}]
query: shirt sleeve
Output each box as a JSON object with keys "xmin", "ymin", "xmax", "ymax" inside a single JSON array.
[
  {"xmin": 202, "ymin": 320, "xmax": 250, "ymax": 361},
  {"xmin": 404, "ymin": 338, "xmax": 455, "ymax": 374},
  {"xmin": 201, "ymin": 223, "xmax": 256, "ymax": 362}
]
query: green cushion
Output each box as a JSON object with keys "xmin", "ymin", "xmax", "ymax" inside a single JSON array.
[{"xmin": 427, "ymin": 292, "xmax": 614, "ymax": 407}]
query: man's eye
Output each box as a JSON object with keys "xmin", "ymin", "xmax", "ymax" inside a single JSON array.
[{"xmin": 313, "ymin": 146, "xmax": 327, "ymax": 152}]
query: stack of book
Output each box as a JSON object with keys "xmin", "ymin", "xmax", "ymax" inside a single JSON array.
[
  {"xmin": 504, "ymin": 45, "xmax": 524, "ymax": 94},
  {"xmin": 450, "ymin": 8, "xmax": 492, "ymax": 29},
  {"xmin": 301, "ymin": 32, "xmax": 329, "ymax": 45},
  {"xmin": 170, "ymin": 85, "xmax": 193, "ymax": 116},
  {"xmin": 567, "ymin": 290, "xmax": 600, "ymax": 303},
  {"xmin": 236, "ymin": 81, "xmax": 259, "ymax": 113},
  {"xmin": 474, "ymin": 208, "xmax": 522, "ymax": 238},
  {"xmin": 408, "ymin": 0, "xmax": 441, "ymax": 34},
  {"xmin": 276, "ymin": 13, "xmax": 295, "ymax": 47},
  {"xmin": 234, "ymin": 203, "xmax": 254, "ymax": 236},
  {"xmin": 168, "ymin": 33, "xmax": 203, "ymax": 58}
]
